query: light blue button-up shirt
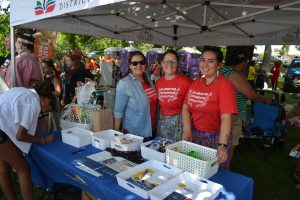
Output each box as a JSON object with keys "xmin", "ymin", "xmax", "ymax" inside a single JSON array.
[{"xmin": 113, "ymin": 73, "xmax": 156, "ymax": 137}]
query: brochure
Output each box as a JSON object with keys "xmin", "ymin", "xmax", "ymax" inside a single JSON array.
[
  {"xmin": 126, "ymin": 168, "xmax": 171, "ymax": 191},
  {"xmin": 87, "ymin": 151, "xmax": 137, "ymax": 173}
]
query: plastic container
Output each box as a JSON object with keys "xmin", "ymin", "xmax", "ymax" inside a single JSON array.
[
  {"xmin": 92, "ymin": 129, "xmax": 123, "ymax": 150},
  {"xmin": 61, "ymin": 127, "xmax": 93, "ymax": 148},
  {"xmin": 116, "ymin": 160, "xmax": 183, "ymax": 199},
  {"xmin": 149, "ymin": 171, "xmax": 223, "ymax": 200},
  {"xmin": 141, "ymin": 140, "xmax": 166, "ymax": 163},
  {"xmin": 111, "ymin": 134, "xmax": 144, "ymax": 151},
  {"xmin": 166, "ymin": 141, "xmax": 218, "ymax": 179}
]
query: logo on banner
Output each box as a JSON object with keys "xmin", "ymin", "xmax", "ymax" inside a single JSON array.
[{"xmin": 35, "ymin": 0, "xmax": 56, "ymax": 15}]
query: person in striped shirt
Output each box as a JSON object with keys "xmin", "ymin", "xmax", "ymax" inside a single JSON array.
[{"xmin": 221, "ymin": 53, "xmax": 272, "ymax": 169}]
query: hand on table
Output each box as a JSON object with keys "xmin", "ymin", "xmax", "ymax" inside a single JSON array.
[{"xmin": 44, "ymin": 134, "xmax": 54, "ymax": 144}]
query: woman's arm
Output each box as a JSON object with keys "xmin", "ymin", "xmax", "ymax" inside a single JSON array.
[
  {"xmin": 113, "ymin": 80, "xmax": 129, "ymax": 132},
  {"xmin": 182, "ymin": 104, "xmax": 192, "ymax": 141},
  {"xmin": 217, "ymin": 113, "xmax": 232, "ymax": 164},
  {"xmin": 114, "ymin": 118, "xmax": 122, "ymax": 131},
  {"xmin": 230, "ymin": 71, "xmax": 272, "ymax": 103},
  {"xmin": 53, "ymin": 77, "xmax": 62, "ymax": 97},
  {"xmin": 16, "ymin": 125, "xmax": 53, "ymax": 144}
]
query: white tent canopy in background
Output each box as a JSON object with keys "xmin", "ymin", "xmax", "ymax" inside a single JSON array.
[{"xmin": 10, "ymin": 0, "xmax": 300, "ymax": 46}]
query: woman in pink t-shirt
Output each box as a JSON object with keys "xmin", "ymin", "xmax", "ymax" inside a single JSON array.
[
  {"xmin": 182, "ymin": 46, "xmax": 237, "ymax": 165},
  {"xmin": 156, "ymin": 50, "xmax": 192, "ymax": 141}
]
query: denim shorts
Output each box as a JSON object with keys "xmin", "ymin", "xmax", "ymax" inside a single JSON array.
[{"xmin": 0, "ymin": 129, "xmax": 8, "ymax": 144}]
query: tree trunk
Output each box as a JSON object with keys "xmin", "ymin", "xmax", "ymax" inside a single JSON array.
[{"xmin": 263, "ymin": 45, "xmax": 272, "ymax": 71}]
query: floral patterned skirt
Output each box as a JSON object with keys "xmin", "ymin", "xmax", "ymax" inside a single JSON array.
[
  {"xmin": 157, "ymin": 114, "xmax": 183, "ymax": 142},
  {"xmin": 192, "ymin": 128, "xmax": 231, "ymax": 168}
]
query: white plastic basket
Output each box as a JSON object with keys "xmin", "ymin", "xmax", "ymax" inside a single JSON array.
[
  {"xmin": 149, "ymin": 171, "xmax": 223, "ymax": 200},
  {"xmin": 61, "ymin": 127, "xmax": 93, "ymax": 148},
  {"xmin": 116, "ymin": 160, "xmax": 183, "ymax": 199},
  {"xmin": 141, "ymin": 141, "xmax": 166, "ymax": 163},
  {"xmin": 92, "ymin": 129, "xmax": 123, "ymax": 150},
  {"xmin": 166, "ymin": 141, "xmax": 218, "ymax": 179},
  {"xmin": 60, "ymin": 119, "xmax": 92, "ymax": 131},
  {"xmin": 111, "ymin": 134, "xmax": 144, "ymax": 151}
]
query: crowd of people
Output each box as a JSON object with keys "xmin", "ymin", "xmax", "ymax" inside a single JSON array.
[{"xmin": 0, "ymin": 27, "xmax": 299, "ymax": 199}]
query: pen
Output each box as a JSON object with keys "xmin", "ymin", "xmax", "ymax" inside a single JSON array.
[{"xmin": 71, "ymin": 148, "xmax": 85, "ymax": 154}]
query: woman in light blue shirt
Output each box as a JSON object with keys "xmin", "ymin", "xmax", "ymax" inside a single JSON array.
[{"xmin": 114, "ymin": 51, "xmax": 157, "ymax": 138}]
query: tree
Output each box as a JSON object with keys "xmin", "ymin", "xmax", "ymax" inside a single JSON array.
[
  {"xmin": 263, "ymin": 45, "xmax": 272, "ymax": 65},
  {"xmin": 279, "ymin": 45, "xmax": 289, "ymax": 56},
  {"xmin": 0, "ymin": 11, "xmax": 10, "ymax": 57}
]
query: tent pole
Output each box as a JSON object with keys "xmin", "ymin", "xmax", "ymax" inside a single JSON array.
[
  {"xmin": 203, "ymin": 4, "xmax": 207, "ymax": 26},
  {"xmin": 10, "ymin": 26, "xmax": 17, "ymax": 87}
]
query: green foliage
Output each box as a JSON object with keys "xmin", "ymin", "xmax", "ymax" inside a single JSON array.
[
  {"xmin": 296, "ymin": 45, "xmax": 300, "ymax": 52},
  {"xmin": 0, "ymin": 13, "xmax": 10, "ymax": 57},
  {"xmin": 279, "ymin": 45, "xmax": 289, "ymax": 56}
]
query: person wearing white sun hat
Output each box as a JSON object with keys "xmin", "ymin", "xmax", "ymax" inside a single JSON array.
[{"xmin": 5, "ymin": 28, "xmax": 42, "ymax": 88}]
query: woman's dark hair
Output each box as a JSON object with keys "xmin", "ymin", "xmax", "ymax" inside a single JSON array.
[
  {"xmin": 128, "ymin": 51, "xmax": 146, "ymax": 64},
  {"xmin": 33, "ymin": 83, "xmax": 57, "ymax": 111},
  {"xmin": 162, "ymin": 49, "xmax": 179, "ymax": 61},
  {"xmin": 127, "ymin": 51, "xmax": 150, "ymax": 86},
  {"xmin": 42, "ymin": 58, "xmax": 55, "ymax": 69},
  {"xmin": 202, "ymin": 46, "xmax": 223, "ymax": 63},
  {"xmin": 42, "ymin": 58, "xmax": 59, "ymax": 77},
  {"xmin": 65, "ymin": 54, "xmax": 80, "ymax": 69},
  {"xmin": 226, "ymin": 52, "xmax": 249, "ymax": 66}
]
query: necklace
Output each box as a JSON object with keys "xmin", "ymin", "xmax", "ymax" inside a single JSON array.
[{"xmin": 204, "ymin": 72, "xmax": 219, "ymax": 86}]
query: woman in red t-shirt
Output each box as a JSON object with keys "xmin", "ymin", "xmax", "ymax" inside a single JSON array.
[
  {"xmin": 156, "ymin": 50, "xmax": 192, "ymax": 141},
  {"xmin": 182, "ymin": 46, "xmax": 237, "ymax": 165}
]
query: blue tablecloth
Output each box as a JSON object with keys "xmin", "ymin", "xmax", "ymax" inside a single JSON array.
[{"xmin": 26, "ymin": 133, "xmax": 253, "ymax": 200}]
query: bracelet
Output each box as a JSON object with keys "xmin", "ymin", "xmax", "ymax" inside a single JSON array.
[
  {"xmin": 217, "ymin": 143, "xmax": 228, "ymax": 148},
  {"xmin": 41, "ymin": 136, "xmax": 45, "ymax": 144}
]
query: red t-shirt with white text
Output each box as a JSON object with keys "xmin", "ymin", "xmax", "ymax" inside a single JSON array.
[
  {"xmin": 184, "ymin": 75, "xmax": 237, "ymax": 132},
  {"xmin": 142, "ymin": 81, "xmax": 158, "ymax": 131},
  {"xmin": 156, "ymin": 74, "xmax": 192, "ymax": 116}
]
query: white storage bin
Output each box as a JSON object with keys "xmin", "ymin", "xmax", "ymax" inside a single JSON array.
[
  {"xmin": 141, "ymin": 140, "xmax": 166, "ymax": 163},
  {"xmin": 92, "ymin": 129, "xmax": 123, "ymax": 150},
  {"xmin": 61, "ymin": 127, "xmax": 93, "ymax": 148},
  {"xmin": 116, "ymin": 160, "xmax": 183, "ymax": 199},
  {"xmin": 149, "ymin": 171, "xmax": 223, "ymax": 200},
  {"xmin": 166, "ymin": 141, "xmax": 218, "ymax": 179},
  {"xmin": 111, "ymin": 134, "xmax": 144, "ymax": 151}
]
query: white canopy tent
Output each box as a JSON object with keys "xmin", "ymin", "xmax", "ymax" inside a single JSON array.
[
  {"xmin": 10, "ymin": 0, "xmax": 300, "ymax": 47},
  {"xmin": 7, "ymin": 0, "xmax": 300, "ymax": 86}
]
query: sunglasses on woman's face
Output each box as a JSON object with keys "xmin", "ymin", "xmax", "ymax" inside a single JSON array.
[{"xmin": 131, "ymin": 60, "xmax": 146, "ymax": 66}]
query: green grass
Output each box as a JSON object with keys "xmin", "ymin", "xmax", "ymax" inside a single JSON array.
[{"xmin": 232, "ymin": 129, "xmax": 300, "ymax": 200}]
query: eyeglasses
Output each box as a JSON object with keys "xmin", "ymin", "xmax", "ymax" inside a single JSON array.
[
  {"xmin": 130, "ymin": 61, "xmax": 146, "ymax": 66},
  {"xmin": 162, "ymin": 59, "xmax": 177, "ymax": 65}
]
